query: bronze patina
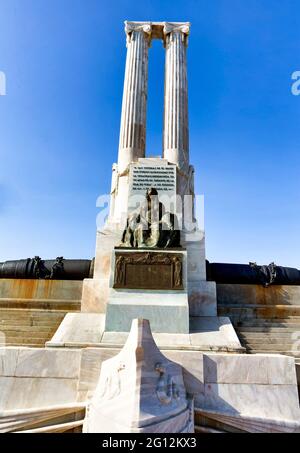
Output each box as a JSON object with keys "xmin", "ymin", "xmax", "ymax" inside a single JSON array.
[{"xmin": 114, "ymin": 251, "xmax": 183, "ymax": 290}]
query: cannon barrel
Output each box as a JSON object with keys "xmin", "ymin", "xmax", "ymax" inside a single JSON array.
[
  {"xmin": 206, "ymin": 262, "xmax": 300, "ymax": 286},
  {"xmin": 0, "ymin": 257, "xmax": 94, "ymax": 280}
]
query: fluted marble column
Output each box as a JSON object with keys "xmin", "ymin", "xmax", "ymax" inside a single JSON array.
[
  {"xmin": 163, "ymin": 23, "xmax": 190, "ymax": 176},
  {"xmin": 117, "ymin": 21, "xmax": 152, "ymax": 174}
]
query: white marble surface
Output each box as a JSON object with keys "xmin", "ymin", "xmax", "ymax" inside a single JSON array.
[
  {"xmin": 0, "ymin": 347, "xmax": 81, "ymax": 379},
  {"xmin": 117, "ymin": 22, "xmax": 151, "ymax": 174},
  {"xmin": 182, "ymin": 230, "xmax": 207, "ymax": 282},
  {"xmin": 188, "ymin": 281, "xmax": 217, "ymax": 316},
  {"xmin": 77, "ymin": 348, "xmax": 119, "ymax": 401},
  {"xmin": 196, "ymin": 408, "xmax": 300, "ymax": 433},
  {"xmin": 83, "ymin": 319, "xmax": 194, "ymax": 433},
  {"xmin": 194, "ymin": 352, "xmax": 300, "ymax": 425},
  {"xmin": 46, "ymin": 313, "xmax": 105, "ymax": 347},
  {"xmin": 0, "ymin": 341, "xmax": 299, "ymax": 432},
  {"xmin": 0, "ymin": 348, "xmax": 19, "ymax": 376},
  {"xmin": 163, "ymin": 23, "xmax": 190, "ymax": 177},
  {"xmin": 81, "ymin": 278, "xmax": 108, "ymax": 313},
  {"xmin": 45, "ymin": 312, "xmax": 242, "ymax": 352},
  {"xmin": 0, "ymin": 376, "xmax": 79, "ymax": 411},
  {"xmin": 105, "ymin": 249, "xmax": 190, "ymax": 334},
  {"xmin": 197, "ymin": 383, "xmax": 300, "ymax": 422},
  {"xmin": 0, "ymin": 347, "xmax": 81, "ymax": 411},
  {"xmin": 189, "ymin": 317, "xmax": 242, "ymax": 349},
  {"xmin": 202, "ymin": 353, "xmax": 297, "ymax": 385},
  {"xmin": 0, "ymin": 403, "xmax": 85, "ymax": 433}
]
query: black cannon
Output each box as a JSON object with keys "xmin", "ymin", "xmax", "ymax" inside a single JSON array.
[
  {"xmin": 0, "ymin": 257, "xmax": 94, "ymax": 280},
  {"xmin": 206, "ymin": 261, "xmax": 300, "ymax": 287}
]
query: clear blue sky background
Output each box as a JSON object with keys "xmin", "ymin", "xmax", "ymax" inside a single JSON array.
[{"xmin": 0, "ymin": 0, "xmax": 299, "ymax": 266}]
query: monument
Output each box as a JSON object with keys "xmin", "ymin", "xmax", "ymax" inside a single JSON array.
[
  {"xmin": 0, "ymin": 20, "xmax": 299, "ymax": 435},
  {"xmin": 77, "ymin": 21, "xmax": 220, "ymax": 339}
]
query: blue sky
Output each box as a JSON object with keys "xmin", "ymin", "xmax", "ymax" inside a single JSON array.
[{"xmin": 0, "ymin": 0, "xmax": 299, "ymax": 267}]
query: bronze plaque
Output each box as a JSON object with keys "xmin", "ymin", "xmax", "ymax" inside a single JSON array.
[{"xmin": 114, "ymin": 251, "xmax": 183, "ymax": 290}]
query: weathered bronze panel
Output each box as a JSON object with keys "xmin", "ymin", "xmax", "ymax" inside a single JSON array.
[{"xmin": 114, "ymin": 251, "xmax": 183, "ymax": 290}]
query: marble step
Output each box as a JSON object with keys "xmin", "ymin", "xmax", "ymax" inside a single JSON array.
[
  {"xmin": 219, "ymin": 305, "xmax": 300, "ymax": 319},
  {"xmin": 232, "ymin": 318, "xmax": 300, "ymax": 326},
  {"xmin": 219, "ymin": 297, "xmax": 300, "ymax": 306},
  {"xmin": 0, "ymin": 313, "xmax": 65, "ymax": 324},
  {"xmin": 242, "ymin": 343, "xmax": 296, "ymax": 351},
  {"xmin": 1, "ymin": 330, "xmax": 56, "ymax": 339},
  {"xmin": 0, "ymin": 337, "xmax": 46, "ymax": 345},
  {"xmin": 237, "ymin": 331, "xmax": 299, "ymax": 337},
  {"xmin": 236, "ymin": 327, "xmax": 300, "ymax": 334},
  {"xmin": 239, "ymin": 337, "xmax": 296, "ymax": 345},
  {"xmin": 0, "ymin": 325, "xmax": 56, "ymax": 333},
  {"xmin": 246, "ymin": 349, "xmax": 300, "ymax": 357},
  {"xmin": 0, "ymin": 307, "xmax": 75, "ymax": 316},
  {"xmin": 16, "ymin": 419, "xmax": 84, "ymax": 433},
  {"xmin": 0, "ymin": 319, "xmax": 64, "ymax": 329},
  {"xmin": 0, "ymin": 298, "xmax": 81, "ymax": 311},
  {"xmin": 194, "ymin": 425, "xmax": 226, "ymax": 433},
  {"xmin": 194, "ymin": 411, "xmax": 244, "ymax": 433},
  {"xmin": 0, "ymin": 342, "xmax": 45, "ymax": 348},
  {"xmin": 0, "ymin": 305, "xmax": 68, "ymax": 347},
  {"xmin": 0, "ymin": 334, "xmax": 56, "ymax": 344}
]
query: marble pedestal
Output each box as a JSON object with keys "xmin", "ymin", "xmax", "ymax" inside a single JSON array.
[
  {"xmin": 81, "ymin": 224, "xmax": 218, "ymax": 318},
  {"xmin": 105, "ymin": 249, "xmax": 190, "ymax": 334},
  {"xmin": 46, "ymin": 313, "xmax": 243, "ymax": 352},
  {"xmin": 83, "ymin": 319, "xmax": 194, "ymax": 433}
]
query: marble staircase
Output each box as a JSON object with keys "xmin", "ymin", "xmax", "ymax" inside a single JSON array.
[
  {"xmin": 217, "ymin": 284, "xmax": 300, "ymax": 358},
  {"xmin": 194, "ymin": 410, "xmax": 239, "ymax": 433},
  {"xmin": 0, "ymin": 279, "xmax": 82, "ymax": 347}
]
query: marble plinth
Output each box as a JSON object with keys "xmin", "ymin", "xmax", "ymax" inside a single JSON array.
[
  {"xmin": 46, "ymin": 313, "xmax": 243, "ymax": 352},
  {"xmin": 1, "ymin": 329, "xmax": 299, "ymax": 432},
  {"xmin": 105, "ymin": 248, "xmax": 190, "ymax": 334},
  {"xmin": 83, "ymin": 319, "xmax": 194, "ymax": 433}
]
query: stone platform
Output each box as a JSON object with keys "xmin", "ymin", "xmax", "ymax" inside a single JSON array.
[
  {"xmin": 1, "ymin": 319, "xmax": 300, "ymax": 433},
  {"xmin": 46, "ymin": 313, "xmax": 243, "ymax": 352}
]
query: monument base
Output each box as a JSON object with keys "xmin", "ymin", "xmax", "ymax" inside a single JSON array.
[
  {"xmin": 104, "ymin": 248, "xmax": 190, "ymax": 334},
  {"xmin": 105, "ymin": 289, "xmax": 189, "ymax": 334},
  {"xmin": 46, "ymin": 313, "xmax": 243, "ymax": 352}
]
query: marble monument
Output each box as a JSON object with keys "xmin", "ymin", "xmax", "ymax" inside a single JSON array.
[
  {"xmin": 79, "ymin": 21, "xmax": 219, "ymax": 337},
  {"xmin": 0, "ymin": 20, "xmax": 299, "ymax": 434}
]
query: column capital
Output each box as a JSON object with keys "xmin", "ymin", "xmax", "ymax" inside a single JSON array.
[
  {"xmin": 124, "ymin": 21, "xmax": 152, "ymax": 46},
  {"xmin": 163, "ymin": 22, "xmax": 190, "ymax": 46}
]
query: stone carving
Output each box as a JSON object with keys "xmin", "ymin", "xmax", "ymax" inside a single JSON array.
[
  {"xmin": 98, "ymin": 362, "xmax": 126, "ymax": 401},
  {"xmin": 83, "ymin": 319, "xmax": 194, "ymax": 433},
  {"xmin": 115, "ymin": 256, "xmax": 125, "ymax": 285},
  {"xmin": 174, "ymin": 257, "xmax": 182, "ymax": 288},
  {"xmin": 120, "ymin": 188, "xmax": 180, "ymax": 249},
  {"xmin": 125, "ymin": 21, "xmax": 152, "ymax": 45},
  {"xmin": 155, "ymin": 363, "xmax": 180, "ymax": 405},
  {"xmin": 163, "ymin": 22, "xmax": 190, "ymax": 46},
  {"xmin": 113, "ymin": 251, "xmax": 184, "ymax": 290}
]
